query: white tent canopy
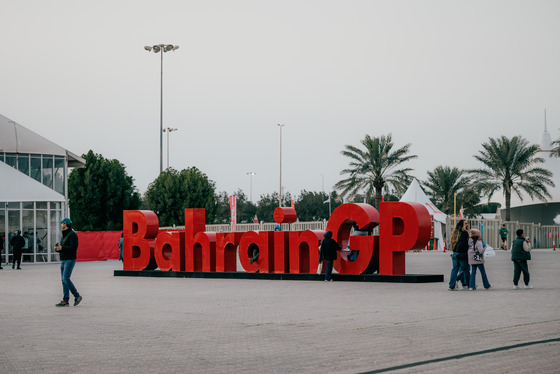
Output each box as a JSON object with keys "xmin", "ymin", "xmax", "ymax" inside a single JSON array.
[
  {"xmin": 0, "ymin": 161, "xmax": 65, "ymax": 202},
  {"xmin": 400, "ymin": 178, "xmax": 447, "ymax": 250},
  {"xmin": 0, "ymin": 114, "xmax": 85, "ymax": 167}
]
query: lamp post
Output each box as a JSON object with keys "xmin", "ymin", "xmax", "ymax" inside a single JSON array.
[
  {"xmin": 144, "ymin": 43, "xmax": 179, "ymax": 174},
  {"xmin": 277, "ymin": 124, "xmax": 285, "ymax": 207},
  {"xmin": 247, "ymin": 172, "xmax": 256, "ymax": 202},
  {"xmin": 163, "ymin": 127, "xmax": 178, "ymax": 169}
]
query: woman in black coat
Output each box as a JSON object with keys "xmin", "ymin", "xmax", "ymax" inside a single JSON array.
[
  {"xmin": 319, "ymin": 231, "xmax": 342, "ymax": 282},
  {"xmin": 448, "ymin": 220, "xmax": 470, "ymax": 290}
]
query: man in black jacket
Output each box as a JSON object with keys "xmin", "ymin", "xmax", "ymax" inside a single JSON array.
[
  {"xmin": 10, "ymin": 230, "xmax": 25, "ymax": 270},
  {"xmin": 54, "ymin": 218, "xmax": 82, "ymax": 307},
  {"xmin": 319, "ymin": 231, "xmax": 342, "ymax": 282}
]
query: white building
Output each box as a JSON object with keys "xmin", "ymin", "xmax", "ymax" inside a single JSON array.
[{"xmin": 0, "ymin": 114, "xmax": 85, "ymax": 264}]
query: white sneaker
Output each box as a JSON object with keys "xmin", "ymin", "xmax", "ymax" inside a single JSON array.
[
  {"xmin": 513, "ymin": 285, "xmax": 521, "ymax": 290},
  {"xmin": 524, "ymin": 284, "xmax": 533, "ymax": 289}
]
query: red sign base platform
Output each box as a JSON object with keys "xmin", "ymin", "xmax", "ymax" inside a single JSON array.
[{"xmin": 113, "ymin": 270, "xmax": 443, "ymax": 283}]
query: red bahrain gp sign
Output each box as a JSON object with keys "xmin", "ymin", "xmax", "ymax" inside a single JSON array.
[{"xmin": 123, "ymin": 202, "xmax": 431, "ymax": 276}]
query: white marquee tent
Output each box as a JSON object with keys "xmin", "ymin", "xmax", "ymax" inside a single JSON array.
[
  {"xmin": 0, "ymin": 161, "xmax": 65, "ymax": 202},
  {"xmin": 400, "ymin": 178, "xmax": 447, "ymax": 251},
  {"xmin": 0, "ymin": 114, "xmax": 84, "ymax": 167}
]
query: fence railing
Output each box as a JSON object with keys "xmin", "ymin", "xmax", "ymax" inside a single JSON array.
[
  {"xmin": 164, "ymin": 218, "xmax": 560, "ymax": 250},
  {"xmin": 445, "ymin": 216, "xmax": 560, "ymax": 249},
  {"xmin": 166, "ymin": 221, "xmax": 328, "ymax": 233}
]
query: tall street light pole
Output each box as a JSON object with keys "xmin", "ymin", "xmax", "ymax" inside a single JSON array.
[
  {"xmin": 163, "ymin": 127, "xmax": 178, "ymax": 169},
  {"xmin": 144, "ymin": 43, "xmax": 179, "ymax": 174},
  {"xmin": 277, "ymin": 124, "xmax": 285, "ymax": 207},
  {"xmin": 247, "ymin": 172, "xmax": 256, "ymax": 202}
]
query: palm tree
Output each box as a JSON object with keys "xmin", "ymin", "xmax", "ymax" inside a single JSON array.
[
  {"xmin": 422, "ymin": 166, "xmax": 480, "ymax": 215},
  {"xmin": 470, "ymin": 135, "xmax": 555, "ymax": 221},
  {"xmin": 550, "ymin": 139, "xmax": 560, "ymax": 158},
  {"xmin": 334, "ymin": 134, "xmax": 417, "ymax": 208}
]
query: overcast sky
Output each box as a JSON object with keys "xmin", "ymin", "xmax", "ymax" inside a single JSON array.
[{"xmin": 2, "ymin": 1, "xmax": 559, "ymax": 202}]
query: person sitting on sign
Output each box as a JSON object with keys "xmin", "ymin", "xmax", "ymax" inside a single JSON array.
[{"xmin": 347, "ymin": 224, "xmax": 370, "ymax": 262}]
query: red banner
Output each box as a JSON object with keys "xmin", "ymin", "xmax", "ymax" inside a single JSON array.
[
  {"xmin": 76, "ymin": 231, "xmax": 122, "ymax": 262},
  {"xmin": 229, "ymin": 195, "xmax": 236, "ymax": 226}
]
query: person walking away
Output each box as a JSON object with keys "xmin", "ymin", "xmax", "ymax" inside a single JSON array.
[
  {"xmin": 118, "ymin": 233, "xmax": 124, "ymax": 261},
  {"xmin": 467, "ymin": 229, "xmax": 491, "ymax": 290},
  {"xmin": 54, "ymin": 218, "xmax": 83, "ymax": 306},
  {"xmin": 448, "ymin": 220, "xmax": 470, "ymax": 290},
  {"xmin": 10, "ymin": 230, "xmax": 24, "ymax": 269},
  {"xmin": 511, "ymin": 229, "xmax": 533, "ymax": 290},
  {"xmin": 319, "ymin": 230, "xmax": 342, "ymax": 282},
  {"xmin": 499, "ymin": 224, "xmax": 509, "ymax": 250}
]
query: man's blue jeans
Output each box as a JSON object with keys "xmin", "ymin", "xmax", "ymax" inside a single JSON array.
[
  {"xmin": 449, "ymin": 252, "xmax": 470, "ymax": 289},
  {"xmin": 325, "ymin": 260, "xmax": 334, "ymax": 281},
  {"xmin": 60, "ymin": 260, "xmax": 80, "ymax": 302}
]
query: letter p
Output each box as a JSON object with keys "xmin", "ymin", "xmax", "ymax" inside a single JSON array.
[{"xmin": 379, "ymin": 202, "xmax": 431, "ymax": 275}]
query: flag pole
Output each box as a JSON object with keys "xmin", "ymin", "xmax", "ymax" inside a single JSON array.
[{"xmin": 454, "ymin": 192, "xmax": 457, "ymax": 228}]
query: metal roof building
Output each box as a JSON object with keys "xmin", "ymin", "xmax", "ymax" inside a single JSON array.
[{"xmin": 0, "ymin": 114, "xmax": 85, "ymax": 265}]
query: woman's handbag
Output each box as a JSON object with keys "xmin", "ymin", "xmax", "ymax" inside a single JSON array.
[{"xmin": 473, "ymin": 250, "xmax": 483, "ymax": 262}]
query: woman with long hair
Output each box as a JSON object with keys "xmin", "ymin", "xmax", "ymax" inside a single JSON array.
[
  {"xmin": 448, "ymin": 220, "xmax": 470, "ymax": 291},
  {"xmin": 468, "ymin": 229, "xmax": 491, "ymax": 290}
]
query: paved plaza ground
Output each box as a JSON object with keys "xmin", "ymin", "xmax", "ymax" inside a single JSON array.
[{"xmin": 1, "ymin": 249, "xmax": 559, "ymax": 373}]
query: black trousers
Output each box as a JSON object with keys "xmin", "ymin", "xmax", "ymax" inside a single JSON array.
[
  {"xmin": 513, "ymin": 260, "xmax": 530, "ymax": 286},
  {"xmin": 13, "ymin": 248, "xmax": 22, "ymax": 268}
]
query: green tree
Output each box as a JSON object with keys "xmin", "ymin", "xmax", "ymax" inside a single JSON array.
[
  {"xmin": 550, "ymin": 139, "xmax": 560, "ymax": 158},
  {"xmin": 214, "ymin": 191, "xmax": 231, "ymax": 224},
  {"xmin": 457, "ymin": 187, "xmax": 482, "ymax": 217},
  {"xmin": 475, "ymin": 202, "xmax": 501, "ymax": 214},
  {"xmin": 471, "ymin": 135, "xmax": 555, "ymax": 221},
  {"xmin": 68, "ymin": 150, "xmax": 141, "ymax": 231},
  {"xmin": 422, "ymin": 166, "xmax": 477, "ymax": 215},
  {"xmin": 145, "ymin": 167, "xmax": 217, "ymax": 226},
  {"xmin": 213, "ymin": 190, "xmax": 258, "ymax": 224},
  {"xmin": 334, "ymin": 134, "xmax": 417, "ymax": 208},
  {"xmin": 256, "ymin": 192, "xmax": 293, "ymax": 222},
  {"xmin": 294, "ymin": 190, "xmax": 341, "ymax": 221},
  {"xmin": 235, "ymin": 190, "xmax": 258, "ymax": 223}
]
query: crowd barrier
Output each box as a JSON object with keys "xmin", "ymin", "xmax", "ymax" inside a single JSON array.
[{"xmin": 76, "ymin": 231, "xmax": 121, "ymax": 261}]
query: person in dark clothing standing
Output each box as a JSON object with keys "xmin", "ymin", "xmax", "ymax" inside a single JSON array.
[
  {"xmin": 54, "ymin": 218, "xmax": 82, "ymax": 307},
  {"xmin": 10, "ymin": 230, "xmax": 25, "ymax": 270},
  {"xmin": 118, "ymin": 233, "xmax": 124, "ymax": 261},
  {"xmin": 319, "ymin": 230, "xmax": 342, "ymax": 282},
  {"xmin": 511, "ymin": 229, "xmax": 533, "ymax": 290},
  {"xmin": 448, "ymin": 220, "xmax": 470, "ymax": 290}
]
